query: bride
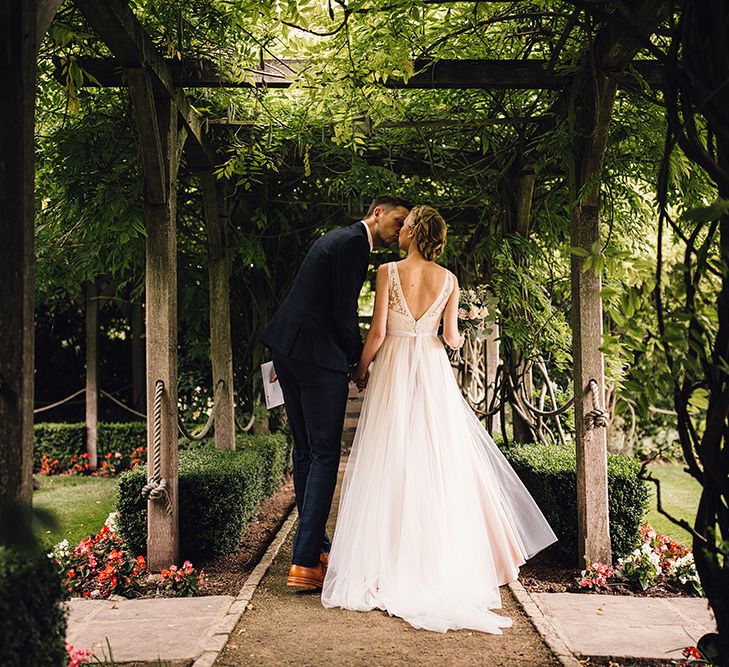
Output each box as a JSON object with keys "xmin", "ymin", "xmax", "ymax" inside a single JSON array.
[{"xmin": 321, "ymin": 205, "xmax": 557, "ymax": 634}]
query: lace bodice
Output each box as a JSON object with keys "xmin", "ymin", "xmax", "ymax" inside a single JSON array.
[{"xmin": 386, "ymin": 262, "xmax": 454, "ymax": 335}]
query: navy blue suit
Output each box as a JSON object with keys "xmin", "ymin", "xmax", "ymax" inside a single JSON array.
[{"xmin": 260, "ymin": 222, "xmax": 369, "ymax": 567}]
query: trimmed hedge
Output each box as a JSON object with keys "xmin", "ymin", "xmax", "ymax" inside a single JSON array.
[
  {"xmin": 502, "ymin": 443, "xmax": 649, "ymax": 561},
  {"xmin": 0, "ymin": 546, "xmax": 67, "ymax": 666},
  {"xmin": 117, "ymin": 432, "xmax": 290, "ymax": 559},
  {"xmin": 34, "ymin": 421, "xmax": 147, "ymax": 470}
]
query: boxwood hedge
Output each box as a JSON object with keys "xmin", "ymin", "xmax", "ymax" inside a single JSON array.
[
  {"xmin": 33, "ymin": 421, "xmax": 147, "ymax": 470},
  {"xmin": 117, "ymin": 432, "xmax": 291, "ymax": 559},
  {"xmin": 501, "ymin": 443, "xmax": 649, "ymax": 562}
]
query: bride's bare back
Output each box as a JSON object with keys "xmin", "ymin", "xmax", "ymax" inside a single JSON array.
[{"xmin": 394, "ymin": 258, "xmax": 449, "ymax": 321}]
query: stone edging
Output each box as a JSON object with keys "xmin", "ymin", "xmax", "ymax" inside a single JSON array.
[
  {"xmin": 507, "ymin": 579, "xmax": 582, "ymax": 667},
  {"xmin": 191, "ymin": 506, "xmax": 299, "ymax": 667}
]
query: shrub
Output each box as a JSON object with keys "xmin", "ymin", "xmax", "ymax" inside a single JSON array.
[
  {"xmin": 501, "ymin": 443, "xmax": 649, "ymax": 561},
  {"xmin": 33, "ymin": 423, "xmax": 86, "ymax": 471},
  {"xmin": 34, "ymin": 422, "xmax": 147, "ymax": 472},
  {"xmin": 117, "ymin": 433, "xmax": 290, "ymax": 559},
  {"xmin": 0, "ymin": 546, "xmax": 67, "ymax": 666},
  {"xmin": 237, "ymin": 431, "xmax": 291, "ymax": 495}
]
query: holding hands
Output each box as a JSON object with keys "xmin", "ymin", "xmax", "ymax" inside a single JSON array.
[{"xmin": 350, "ymin": 362, "xmax": 369, "ymax": 392}]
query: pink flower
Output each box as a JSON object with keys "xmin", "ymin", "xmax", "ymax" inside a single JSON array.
[
  {"xmin": 458, "ymin": 308, "xmax": 467, "ymax": 320},
  {"xmin": 66, "ymin": 643, "xmax": 94, "ymax": 667}
]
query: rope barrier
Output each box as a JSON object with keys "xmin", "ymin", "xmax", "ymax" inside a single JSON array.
[
  {"xmin": 235, "ymin": 413, "xmax": 256, "ymax": 433},
  {"xmin": 585, "ymin": 378, "xmax": 610, "ymax": 430},
  {"xmin": 33, "ymin": 388, "xmax": 85, "ymax": 413},
  {"xmin": 177, "ymin": 379, "xmax": 224, "ymax": 441},
  {"xmin": 100, "ymin": 389, "xmax": 147, "ymax": 419},
  {"xmin": 141, "ymin": 380, "xmax": 173, "ymax": 515}
]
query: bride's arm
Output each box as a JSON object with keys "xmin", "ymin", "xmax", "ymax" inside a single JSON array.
[
  {"xmin": 442, "ymin": 274, "xmax": 464, "ymax": 349},
  {"xmin": 354, "ymin": 264, "xmax": 389, "ymax": 382}
]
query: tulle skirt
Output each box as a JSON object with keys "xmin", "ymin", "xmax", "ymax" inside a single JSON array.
[{"xmin": 321, "ymin": 334, "xmax": 557, "ymax": 633}]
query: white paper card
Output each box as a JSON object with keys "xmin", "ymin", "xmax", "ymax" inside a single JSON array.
[{"xmin": 261, "ymin": 361, "xmax": 284, "ymax": 409}]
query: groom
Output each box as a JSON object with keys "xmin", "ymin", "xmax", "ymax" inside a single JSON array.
[{"xmin": 260, "ymin": 196, "xmax": 412, "ymax": 590}]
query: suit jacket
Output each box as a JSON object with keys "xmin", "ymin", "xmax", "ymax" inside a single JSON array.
[{"xmin": 260, "ymin": 222, "xmax": 370, "ymax": 373}]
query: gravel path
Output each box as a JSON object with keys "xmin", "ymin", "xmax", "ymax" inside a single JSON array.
[{"xmin": 215, "ymin": 466, "xmax": 559, "ymax": 667}]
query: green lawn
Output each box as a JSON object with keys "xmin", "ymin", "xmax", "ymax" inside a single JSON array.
[
  {"xmin": 645, "ymin": 462, "xmax": 701, "ymax": 545},
  {"xmin": 33, "ymin": 476, "xmax": 119, "ymax": 549}
]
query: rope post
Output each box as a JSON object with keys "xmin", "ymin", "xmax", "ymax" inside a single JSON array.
[
  {"xmin": 142, "ymin": 380, "xmax": 173, "ymax": 515},
  {"xmin": 144, "ymin": 377, "xmax": 179, "ymax": 570}
]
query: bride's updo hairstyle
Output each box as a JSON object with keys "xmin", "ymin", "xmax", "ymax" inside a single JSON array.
[{"xmin": 410, "ymin": 205, "xmax": 447, "ymax": 261}]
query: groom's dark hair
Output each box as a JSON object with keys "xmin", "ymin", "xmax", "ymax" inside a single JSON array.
[{"xmin": 366, "ymin": 196, "xmax": 413, "ymax": 216}]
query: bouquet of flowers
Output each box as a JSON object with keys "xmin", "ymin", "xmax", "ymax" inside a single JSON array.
[{"xmin": 457, "ymin": 285, "xmax": 498, "ymax": 342}]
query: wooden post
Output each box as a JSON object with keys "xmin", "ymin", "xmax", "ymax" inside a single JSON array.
[
  {"xmin": 567, "ymin": 72, "xmax": 617, "ymax": 566},
  {"xmin": 505, "ymin": 162, "xmax": 537, "ymax": 443},
  {"xmin": 484, "ymin": 321, "xmax": 500, "ymax": 435},
  {"xmin": 85, "ymin": 281, "xmax": 99, "ymax": 469},
  {"xmin": 0, "ymin": 0, "xmax": 37, "ymax": 542},
  {"xmin": 128, "ymin": 68, "xmax": 186, "ymax": 569},
  {"xmin": 564, "ymin": 0, "xmax": 669, "ymax": 567},
  {"xmin": 131, "ymin": 301, "xmax": 145, "ymax": 413},
  {"xmin": 200, "ymin": 172, "xmax": 235, "ymax": 450}
]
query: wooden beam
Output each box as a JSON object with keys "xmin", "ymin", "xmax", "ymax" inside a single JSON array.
[
  {"xmin": 65, "ymin": 56, "xmax": 664, "ymax": 91},
  {"xmin": 200, "ymin": 172, "xmax": 236, "ymax": 451},
  {"xmin": 130, "ymin": 301, "xmax": 145, "ymax": 413},
  {"xmin": 127, "ymin": 68, "xmax": 166, "ymax": 204},
  {"xmin": 36, "ymin": 0, "xmax": 64, "ymax": 50},
  {"xmin": 0, "ymin": 0, "xmax": 37, "ymax": 544},
  {"xmin": 567, "ymin": 0, "xmax": 671, "ymax": 566},
  {"xmin": 73, "ymin": 0, "xmax": 219, "ymax": 167},
  {"xmin": 128, "ymin": 70, "xmax": 186, "ymax": 568},
  {"xmin": 85, "ymin": 281, "xmax": 99, "ymax": 469}
]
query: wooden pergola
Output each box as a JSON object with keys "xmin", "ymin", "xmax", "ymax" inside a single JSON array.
[{"xmin": 1, "ymin": 0, "xmax": 669, "ymax": 568}]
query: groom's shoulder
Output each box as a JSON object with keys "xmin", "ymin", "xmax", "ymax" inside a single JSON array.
[{"xmin": 320, "ymin": 222, "xmax": 367, "ymax": 250}]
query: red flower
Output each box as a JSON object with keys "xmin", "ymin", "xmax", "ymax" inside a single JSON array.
[{"xmin": 682, "ymin": 646, "xmax": 702, "ymax": 659}]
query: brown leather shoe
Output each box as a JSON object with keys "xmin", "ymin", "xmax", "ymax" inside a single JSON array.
[
  {"xmin": 287, "ymin": 563, "xmax": 325, "ymax": 590},
  {"xmin": 320, "ymin": 552, "xmax": 329, "ymax": 568}
]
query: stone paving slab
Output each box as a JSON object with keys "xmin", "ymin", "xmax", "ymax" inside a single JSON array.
[
  {"xmin": 65, "ymin": 595, "xmax": 234, "ymax": 662},
  {"xmin": 531, "ymin": 592, "xmax": 716, "ymax": 660}
]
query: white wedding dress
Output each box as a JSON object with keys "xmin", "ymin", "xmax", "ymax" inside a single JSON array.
[{"xmin": 321, "ymin": 262, "xmax": 557, "ymax": 633}]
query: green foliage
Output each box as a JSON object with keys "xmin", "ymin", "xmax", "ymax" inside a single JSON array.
[
  {"xmin": 502, "ymin": 443, "xmax": 649, "ymax": 562},
  {"xmin": 0, "ymin": 547, "xmax": 67, "ymax": 667},
  {"xmin": 117, "ymin": 433, "xmax": 290, "ymax": 559},
  {"xmin": 33, "ymin": 422, "xmax": 146, "ymax": 471}
]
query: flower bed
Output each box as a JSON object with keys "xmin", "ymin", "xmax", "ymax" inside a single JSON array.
[
  {"xmin": 49, "ymin": 524, "xmax": 206, "ymax": 600},
  {"xmin": 34, "ymin": 421, "xmax": 147, "ymax": 474},
  {"xmin": 578, "ymin": 524, "xmax": 702, "ymax": 595},
  {"xmin": 39, "ymin": 447, "xmax": 145, "ymax": 477},
  {"xmin": 523, "ymin": 523, "xmax": 702, "ymax": 598}
]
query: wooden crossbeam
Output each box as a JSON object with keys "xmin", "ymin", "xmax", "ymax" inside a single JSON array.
[
  {"xmin": 64, "ymin": 56, "xmax": 663, "ymax": 91},
  {"xmin": 73, "ymin": 0, "xmax": 219, "ymax": 167}
]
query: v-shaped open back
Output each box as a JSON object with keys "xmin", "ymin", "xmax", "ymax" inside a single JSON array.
[{"xmin": 387, "ymin": 262, "xmax": 453, "ymax": 335}]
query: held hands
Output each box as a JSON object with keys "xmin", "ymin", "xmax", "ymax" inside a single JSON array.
[{"xmin": 349, "ymin": 362, "xmax": 369, "ymax": 392}]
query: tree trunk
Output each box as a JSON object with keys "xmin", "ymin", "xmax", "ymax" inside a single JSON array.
[
  {"xmin": 0, "ymin": 0, "xmax": 37, "ymax": 545},
  {"xmin": 85, "ymin": 281, "xmax": 99, "ymax": 469},
  {"xmin": 200, "ymin": 172, "xmax": 235, "ymax": 450}
]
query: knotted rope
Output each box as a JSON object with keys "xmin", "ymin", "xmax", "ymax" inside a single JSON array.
[
  {"xmin": 141, "ymin": 380, "xmax": 173, "ymax": 515},
  {"xmin": 585, "ymin": 378, "xmax": 610, "ymax": 430}
]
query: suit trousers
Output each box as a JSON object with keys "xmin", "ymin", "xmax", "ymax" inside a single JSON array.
[{"xmin": 272, "ymin": 350, "xmax": 349, "ymax": 568}]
